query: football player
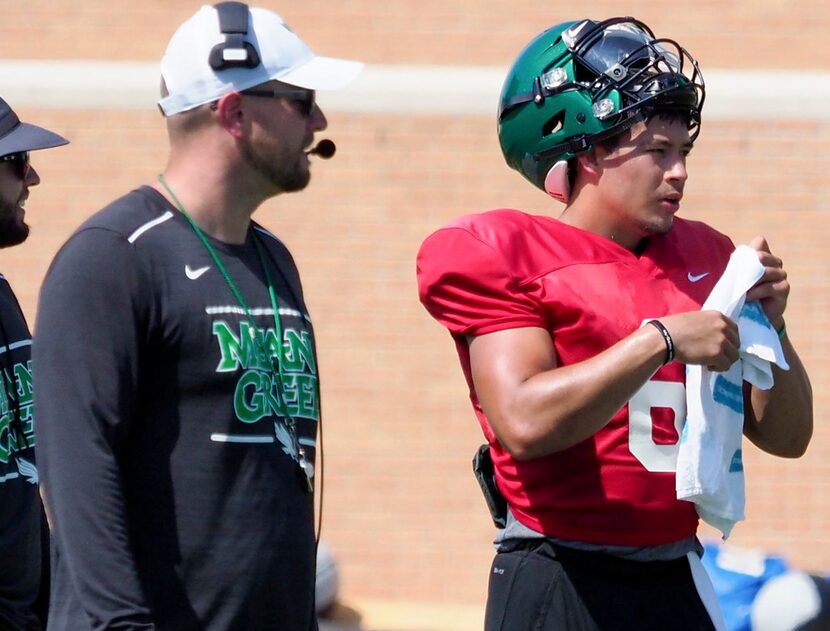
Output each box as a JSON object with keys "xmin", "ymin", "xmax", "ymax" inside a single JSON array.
[{"xmin": 417, "ymin": 17, "xmax": 812, "ymax": 630}]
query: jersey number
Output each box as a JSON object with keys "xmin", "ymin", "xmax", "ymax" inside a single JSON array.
[{"xmin": 628, "ymin": 380, "xmax": 686, "ymax": 472}]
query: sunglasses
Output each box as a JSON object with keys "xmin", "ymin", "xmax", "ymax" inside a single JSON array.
[
  {"xmin": 240, "ymin": 88, "xmax": 317, "ymax": 117},
  {"xmin": 0, "ymin": 151, "xmax": 30, "ymax": 178}
]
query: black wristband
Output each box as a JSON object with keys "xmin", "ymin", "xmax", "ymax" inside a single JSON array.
[{"xmin": 647, "ymin": 319, "xmax": 675, "ymax": 365}]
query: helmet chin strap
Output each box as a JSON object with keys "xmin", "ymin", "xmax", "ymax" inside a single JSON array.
[{"xmin": 544, "ymin": 160, "xmax": 571, "ymax": 203}]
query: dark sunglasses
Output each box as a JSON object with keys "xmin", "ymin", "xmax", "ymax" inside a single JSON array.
[
  {"xmin": 0, "ymin": 151, "xmax": 30, "ymax": 178},
  {"xmin": 240, "ymin": 88, "xmax": 317, "ymax": 117}
]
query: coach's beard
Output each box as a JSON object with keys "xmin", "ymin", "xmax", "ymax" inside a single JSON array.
[{"xmin": 0, "ymin": 197, "xmax": 30, "ymax": 248}]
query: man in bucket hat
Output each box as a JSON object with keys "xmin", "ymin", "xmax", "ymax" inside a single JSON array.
[
  {"xmin": 0, "ymin": 96, "xmax": 67, "ymax": 630},
  {"xmin": 33, "ymin": 3, "xmax": 361, "ymax": 629}
]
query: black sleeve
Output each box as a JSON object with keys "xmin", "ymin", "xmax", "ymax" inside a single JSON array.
[{"xmin": 33, "ymin": 227, "xmax": 155, "ymax": 629}]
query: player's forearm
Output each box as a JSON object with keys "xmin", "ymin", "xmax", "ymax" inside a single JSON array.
[
  {"xmin": 744, "ymin": 336, "xmax": 813, "ymax": 458},
  {"xmin": 486, "ymin": 326, "xmax": 667, "ymax": 460}
]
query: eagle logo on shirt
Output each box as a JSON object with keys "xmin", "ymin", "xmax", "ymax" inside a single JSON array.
[
  {"xmin": 16, "ymin": 456, "xmax": 37, "ymax": 484},
  {"xmin": 274, "ymin": 421, "xmax": 298, "ymax": 460}
]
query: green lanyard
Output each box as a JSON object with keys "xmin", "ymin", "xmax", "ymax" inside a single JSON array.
[{"xmin": 158, "ymin": 174, "xmax": 313, "ymax": 492}]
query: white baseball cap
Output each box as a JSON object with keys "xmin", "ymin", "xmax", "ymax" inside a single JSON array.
[{"xmin": 158, "ymin": 3, "xmax": 363, "ymax": 116}]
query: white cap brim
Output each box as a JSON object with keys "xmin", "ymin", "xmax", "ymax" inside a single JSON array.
[{"xmin": 279, "ymin": 56, "xmax": 364, "ymax": 91}]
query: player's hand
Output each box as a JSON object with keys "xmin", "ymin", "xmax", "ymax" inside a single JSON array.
[
  {"xmin": 745, "ymin": 235, "xmax": 788, "ymax": 330},
  {"xmin": 659, "ymin": 310, "xmax": 740, "ymax": 371}
]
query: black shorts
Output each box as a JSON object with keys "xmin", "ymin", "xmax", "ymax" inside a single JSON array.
[{"xmin": 485, "ymin": 539, "xmax": 722, "ymax": 631}]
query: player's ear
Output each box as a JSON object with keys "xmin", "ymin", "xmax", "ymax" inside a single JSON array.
[{"xmin": 576, "ymin": 151, "xmax": 600, "ymax": 179}]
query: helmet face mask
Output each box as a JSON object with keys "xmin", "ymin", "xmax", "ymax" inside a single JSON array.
[{"xmin": 497, "ymin": 17, "xmax": 705, "ymax": 201}]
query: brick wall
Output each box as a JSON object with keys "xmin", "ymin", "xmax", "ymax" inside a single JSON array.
[
  {"xmin": 7, "ymin": 0, "xmax": 830, "ymax": 68},
  {"xmin": 1, "ymin": 0, "xmax": 829, "ymax": 613}
]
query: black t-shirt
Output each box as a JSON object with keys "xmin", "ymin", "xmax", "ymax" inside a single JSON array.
[
  {"xmin": 34, "ymin": 187, "xmax": 319, "ymax": 630},
  {"xmin": 0, "ymin": 274, "xmax": 44, "ymax": 630}
]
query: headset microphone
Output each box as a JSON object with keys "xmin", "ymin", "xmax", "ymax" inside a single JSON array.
[{"xmin": 308, "ymin": 139, "xmax": 336, "ymax": 159}]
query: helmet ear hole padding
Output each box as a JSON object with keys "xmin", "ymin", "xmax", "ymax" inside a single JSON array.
[{"xmin": 544, "ymin": 160, "xmax": 571, "ymax": 202}]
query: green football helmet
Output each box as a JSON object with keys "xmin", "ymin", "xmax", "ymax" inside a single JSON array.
[{"xmin": 497, "ymin": 17, "xmax": 705, "ymax": 201}]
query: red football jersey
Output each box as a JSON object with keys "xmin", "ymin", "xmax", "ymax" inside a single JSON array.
[{"xmin": 417, "ymin": 209, "xmax": 735, "ymax": 546}]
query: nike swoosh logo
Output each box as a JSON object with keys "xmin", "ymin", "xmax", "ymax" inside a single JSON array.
[
  {"xmin": 687, "ymin": 272, "xmax": 710, "ymax": 282},
  {"xmin": 185, "ymin": 265, "xmax": 210, "ymax": 280}
]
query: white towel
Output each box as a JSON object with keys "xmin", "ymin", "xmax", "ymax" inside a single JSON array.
[{"xmin": 676, "ymin": 245, "xmax": 789, "ymax": 539}]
